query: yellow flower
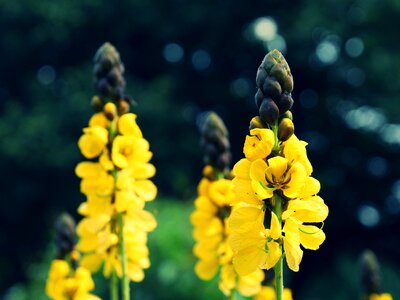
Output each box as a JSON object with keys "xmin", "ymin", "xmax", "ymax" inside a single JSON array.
[
  {"xmin": 254, "ymin": 286, "xmax": 293, "ymax": 300},
  {"xmin": 219, "ymin": 264, "xmax": 264, "ymax": 297},
  {"xmin": 250, "ymin": 157, "xmax": 307, "ymax": 199},
  {"xmin": 281, "ymin": 196, "xmax": 328, "ymax": 272},
  {"xmin": 283, "ymin": 134, "xmax": 312, "ymax": 176},
  {"xmin": 75, "ymin": 162, "xmax": 114, "ymax": 198},
  {"xmin": 244, "ymin": 128, "xmax": 275, "ymax": 161},
  {"xmin": 369, "ymin": 294, "xmax": 393, "ymax": 300},
  {"xmin": 208, "ymin": 179, "xmax": 236, "ymax": 207},
  {"xmin": 230, "ymin": 212, "xmax": 282, "ymax": 276},
  {"xmin": 78, "ymin": 126, "xmax": 108, "ymax": 159},
  {"xmin": 46, "ymin": 260, "xmax": 100, "ymax": 300},
  {"xmin": 118, "ymin": 113, "xmax": 143, "ymax": 137},
  {"xmin": 89, "ymin": 112, "xmax": 110, "ymax": 128},
  {"xmin": 112, "ymin": 136, "xmax": 152, "ymax": 168}
]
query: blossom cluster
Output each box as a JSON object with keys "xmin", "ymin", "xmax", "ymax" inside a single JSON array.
[
  {"xmin": 191, "ymin": 166, "xmax": 265, "ymax": 297},
  {"xmin": 229, "ymin": 127, "xmax": 329, "ymax": 275},
  {"xmin": 76, "ymin": 106, "xmax": 157, "ymax": 282},
  {"xmin": 46, "ymin": 259, "xmax": 99, "ymax": 300}
]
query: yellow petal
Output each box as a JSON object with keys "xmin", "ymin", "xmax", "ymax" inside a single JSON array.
[
  {"xmin": 118, "ymin": 113, "xmax": 143, "ymax": 137},
  {"xmin": 250, "ymin": 159, "xmax": 274, "ymax": 200},
  {"xmin": 80, "ymin": 253, "xmax": 104, "ymax": 273},
  {"xmin": 297, "ymin": 177, "xmax": 320, "ymax": 198},
  {"xmin": 283, "ymin": 134, "xmax": 313, "ymax": 176},
  {"xmin": 229, "ymin": 207, "xmax": 263, "ymax": 232},
  {"xmin": 89, "ymin": 112, "xmax": 110, "ymax": 128},
  {"xmin": 132, "ymin": 180, "xmax": 157, "ymax": 201},
  {"xmin": 243, "ymin": 128, "xmax": 274, "ymax": 161},
  {"xmin": 283, "ymin": 236, "xmax": 303, "ymax": 272},
  {"xmin": 233, "ymin": 159, "xmax": 251, "ymax": 179},
  {"xmin": 219, "ymin": 265, "xmax": 236, "ymax": 296},
  {"xmin": 78, "ymin": 126, "xmax": 108, "ymax": 159},
  {"xmin": 269, "ymin": 212, "xmax": 281, "ymax": 240},
  {"xmin": 233, "ymin": 177, "xmax": 262, "ymax": 205},
  {"xmin": 195, "ymin": 259, "xmax": 219, "ymax": 280},
  {"xmin": 237, "ymin": 268, "xmax": 264, "ymax": 297},
  {"xmin": 287, "ymin": 196, "xmax": 328, "ymax": 223},
  {"xmin": 299, "ymin": 224, "xmax": 326, "ymax": 250},
  {"xmin": 233, "ymin": 245, "xmax": 267, "ymax": 276},
  {"xmin": 266, "ymin": 156, "xmax": 288, "ymax": 184},
  {"xmin": 127, "ymin": 263, "xmax": 145, "ymax": 282},
  {"xmin": 230, "ymin": 222, "xmax": 265, "ymax": 252},
  {"xmin": 282, "ymin": 162, "xmax": 307, "ymax": 199},
  {"xmin": 262, "ymin": 240, "xmax": 281, "ymax": 270}
]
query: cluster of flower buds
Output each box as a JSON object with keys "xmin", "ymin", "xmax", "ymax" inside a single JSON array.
[
  {"xmin": 92, "ymin": 42, "xmax": 131, "ymax": 115},
  {"xmin": 54, "ymin": 213, "xmax": 76, "ymax": 261},
  {"xmin": 251, "ymin": 49, "xmax": 295, "ymax": 142},
  {"xmin": 200, "ymin": 112, "xmax": 231, "ymax": 174}
]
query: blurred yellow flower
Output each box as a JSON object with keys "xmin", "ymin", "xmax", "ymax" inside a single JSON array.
[
  {"xmin": 78, "ymin": 126, "xmax": 108, "ymax": 159},
  {"xmin": 46, "ymin": 260, "xmax": 100, "ymax": 300},
  {"xmin": 254, "ymin": 286, "xmax": 293, "ymax": 300},
  {"xmin": 369, "ymin": 294, "xmax": 393, "ymax": 300}
]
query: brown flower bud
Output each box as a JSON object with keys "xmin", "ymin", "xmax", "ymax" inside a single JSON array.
[
  {"xmin": 104, "ymin": 102, "xmax": 117, "ymax": 121},
  {"xmin": 281, "ymin": 110, "xmax": 293, "ymax": 120},
  {"xmin": 277, "ymin": 92, "xmax": 294, "ymax": 115},
  {"xmin": 262, "ymin": 77, "xmax": 282, "ymax": 100},
  {"xmin": 249, "ymin": 116, "xmax": 265, "ymax": 130},
  {"xmin": 55, "ymin": 213, "xmax": 76, "ymax": 259},
  {"xmin": 255, "ymin": 89, "xmax": 264, "ymax": 108},
  {"xmin": 256, "ymin": 67, "xmax": 268, "ymax": 88},
  {"xmin": 278, "ymin": 118, "xmax": 294, "ymax": 141},
  {"xmin": 118, "ymin": 99, "xmax": 130, "ymax": 115},
  {"xmin": 259, "ymin": 98, "xmax": 279, "ymax": 125},
  {"xmin": 91, "ymin": 96, "xmax": 104, "ymax": 112}
]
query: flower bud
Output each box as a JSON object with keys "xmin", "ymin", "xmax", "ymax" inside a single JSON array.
[
  {"xmin": 259, "ymin": 98, "xmax": 279, "ymax": 126},
  {"xmin": 360, "ymin": 250, "xmax": 381, "ymax": 295},
  {"xmin": 278, "ymin": 118, "xmax": 294, "ymax": 141},
  {"xmin": 104, "ymin": 102, "xmax": 117, "ymax": 121},
  {"xmin": 249, "ymin": 116, "xmax": 265, "ymax": 130},
  {"xmin": 200, "ymin": 112, "xmax": 231, "ymax": 172},
  {"xmin": 256, "ymin": 67, "xmax": 268, "ymax": 88},
  {"xmin": 91, "ymin": 96, "xmax": 103, "ymax": 112},
  {"xmin": 93, "ymin": 42, "xmax": 127, "ymax": 101},
  {"xmin": 262, "ymin": 77, "xmax": 282, "ymax": 100},
  {"xmin": 255, "ymin": 89, "xmax": 264, "ymax": 108},
  {"xmin": 55, "ymin": 213, "xmax": 76, "ymax": 259},
  {"xmin": 277, "ymin": 92, "xmax": 294, "ymax": 115},
  {"xmin": 281, "ymin": 110, "xmax": 293, "ymax": 120},
  {"xmin": 118, "ymin": 99, "xmax": 130, "ymax": 115}
]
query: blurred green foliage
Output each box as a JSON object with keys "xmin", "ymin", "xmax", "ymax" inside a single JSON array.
[{"xmin": 1, "ymin": 0, "xmax": 400, "ymax": 299}]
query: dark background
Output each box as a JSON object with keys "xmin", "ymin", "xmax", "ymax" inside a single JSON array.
[{"xmin": 1, "ymin": 0, "xmax": 399, "ymax": 299}]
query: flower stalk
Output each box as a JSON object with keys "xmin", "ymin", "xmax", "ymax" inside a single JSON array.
[
  {"xmin": 75, "ymin": 42, "xmax": 157, "ymax": 300},
  {"xmin": 118, "ymin": 212, "xmax": 130, "ymax": 300},
  {"xmin": 228, "ymin": 49, "xmax": 329, "ymax": 300}
]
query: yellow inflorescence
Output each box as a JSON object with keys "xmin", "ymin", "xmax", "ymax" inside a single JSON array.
[
  {"xmin": 254, "ymin": 286, "xmax": 293, "ymax": 300},
  {"xmin": 229, "ymin": 130, "xmax": 329, "ymax": 275},
  {"xmin": 369, "ymin": 294, "xmax": 393, "ymax": 300},
  {"xmin": 76, "ymin": 107, "xmax": 157, "ymax": 282},
  {"xmin": 46, "ymin": 259, "xmax": 100, "ymax": 300},
  {"xmin": 191, "ymin": 167, "xmax": 264, "ymax": 297}
]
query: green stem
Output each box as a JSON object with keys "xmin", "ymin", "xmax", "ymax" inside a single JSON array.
[
  {"xmin": 110, "ymin": 270, "xmax": 118, "ymax": 300},
  {"xmin": 273, "ymin": 193, "xmax": 283, "ymax": 300},
  {"xmin": 118, "ymin": 212, "xmax": 130, "ymax": 300},
  {"xmin": 272, "ymin": 123, "xmax": 279, "ymax": 151}
]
